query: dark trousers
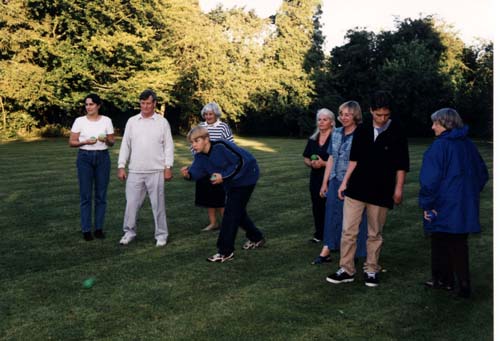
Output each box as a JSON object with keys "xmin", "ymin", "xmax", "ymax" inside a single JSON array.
[
  {"xmin": 309, "ymin": 175, "xmax": 326, "ymax": 240},
  {"xmin": 431, "ymin": 232, "xmax": 470, "ymax": 291},
  {"xmin": 217, "ymin": 185, "xmax": 263, "ymax": 255}
]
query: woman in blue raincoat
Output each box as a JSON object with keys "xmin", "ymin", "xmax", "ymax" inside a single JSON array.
[{"xmin": 419, "ymin": 108, "xmax": 488, "ymax": 298}]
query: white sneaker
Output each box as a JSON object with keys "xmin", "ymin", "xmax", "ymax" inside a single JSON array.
[
  {"xmin": 242, "ymin": 238, "xmax": 266, "ymax": 250},
  {"xmin": 207, "ymin": 252, "xmax": 234, "ymax": 262},
  {"xmin": 119, "ymin": 234, "xmax": 135, "ymax": 245},
  {"xmin": 156, "ymin": 239, "xmax": 167, "ymax": 247}
]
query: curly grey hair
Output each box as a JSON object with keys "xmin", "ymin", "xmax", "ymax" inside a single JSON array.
[{"xmin": 200, "ymin": 102, "xmax": 222, "ymax": 119}]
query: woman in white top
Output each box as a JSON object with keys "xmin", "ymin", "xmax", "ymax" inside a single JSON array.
[{"xmin": 69, "ymin": 94, "xmax": 115, "ymax": 241}]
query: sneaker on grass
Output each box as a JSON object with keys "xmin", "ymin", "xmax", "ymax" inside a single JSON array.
[
  {"xmin": 364, "ymin": 272, "xmax": 379, "ymax": 287},
  {"xmin": 326, "ymin": 268, "xmax": 355, "ymax": 284},
  {"xmin": 207, "ymin": 252, "xmax": 234, "ymax": 263},
  {"xmin": 156, "ymin": 239, "xmax": 167, "ymax": 247},
  {"xmin": 242, "ymin": 238, "xmax": 266, "ymax": 250},
  {"xmin": 119, "ymin": 233, "xmax": 135, "ymax": 245}
]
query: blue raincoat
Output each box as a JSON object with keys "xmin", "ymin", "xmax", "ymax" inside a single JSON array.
[{"xmin": 418, "ymin": 126, "xmax": 488, "ymax": 233}]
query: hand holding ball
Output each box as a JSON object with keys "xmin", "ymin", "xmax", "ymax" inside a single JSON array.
[
  {"xmin": 98, "ymin": 133, "xmax": 106, "ymax": 142},
  {"xmin": 310, "ymin": 154, "xmax": 318, "ymax": 161}
]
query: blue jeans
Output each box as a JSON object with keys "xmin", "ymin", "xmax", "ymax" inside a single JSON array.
[
  {"xmin": 324, "ymin": 178, "xmax": 367, "ymax": 257},
  {"xmin": 77, "ymin": 150, "xmax": 111, "ymax": 233},
  {"xmin": 217, "ymin": 185, "xmax": 263, "ymax": 255}
]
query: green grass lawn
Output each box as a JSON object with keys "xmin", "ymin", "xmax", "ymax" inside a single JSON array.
[{"xmin": 0, "ymin": 136, "xmax": 493, "ymax": 340}]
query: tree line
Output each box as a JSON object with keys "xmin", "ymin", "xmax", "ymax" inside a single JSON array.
[{"xmin": 0, "ymin": 0, "xmax": 493, "ymax": 139}]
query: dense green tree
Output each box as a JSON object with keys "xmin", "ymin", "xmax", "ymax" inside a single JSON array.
[
  {"xmin": 244, "ymin": 0, "xmax": 321, "ymax": 135},
  {"xmin": 324, "ymin": 16, "xmax": 492, "ymax": 137},
  {"xmin": 1, "ymin": 0, "xmax": 178, "ymax": 135},
  {"xmin": 167, "ymin": 2, "xmax": 269, "ymax": 132},
  {"xmin": 307, "ymin": 5, "xmax": 341, "ymax": 122},
  {"xmin": 0, "ymin": 2, "xmax": 493, "ymax": 139},
  {"xmin": 327, "ymin": 29, "xmax": 378, "ymax": 109},
  {"xmin": 454, "ymin": 42, "xmax": 493, "ymax": 137},
  {"xmin": 0, "ymin": 1, "xmax": 53, "ymax": 135},
  {"xmin": 379, "ymin": 39, "xmax": 451, "ymax": 134},
  {"xmin": 377, "ymin": 17, "xmax": 471, "ymax": 135}
]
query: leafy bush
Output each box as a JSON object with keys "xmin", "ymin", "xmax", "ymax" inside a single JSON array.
[
  {"xmin": 0, "ymin": 111, "xmax": 39, "ymax": 139},
  {"xmin": 39, "ymin": 124, "xmax": 70, "ymax": 137}
]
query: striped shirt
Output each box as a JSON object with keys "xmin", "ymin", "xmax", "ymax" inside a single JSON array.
[{"xmin": 199, "ymin": 119, "xmax": 234, "ymax": 142}]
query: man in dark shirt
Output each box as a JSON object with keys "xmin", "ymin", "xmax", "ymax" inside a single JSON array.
[{"xmin": 326, "ymin": 91, "xmax": 410, "ymax": 287}]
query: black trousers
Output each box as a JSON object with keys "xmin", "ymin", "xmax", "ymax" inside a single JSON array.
[
  {"xmin": 310, "ymin": 175, "xmax": 326, "ymax": 240},
  {"xmin": 431, "ymin": 232, "xmax": 470, "ymax": 291},
  {"xmin": 217, "ymin": 185, "xmax": 263, "ymax": 255}
]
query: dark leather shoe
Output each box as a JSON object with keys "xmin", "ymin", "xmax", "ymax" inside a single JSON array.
[
  {"xmin": 311, "ymin": 255, "xmax": 332, "ymax": 265},
  {"xmin": 94, "ymin": 229, "xmax": 105, "ymax": 239},
  {"xmin": 83, "ymin": 232, "xmax": 93, "ymax": 241},
  {"xmin": 457, "ymin": 288, "xmax": 471, "ymax": 298},
  {"xmin": 457, "ymin": 281, "xmax": 471, "ymax": 298},
  {"xmin": 424, "ymin": 279, "xmax": 454, "ymax": 291}
]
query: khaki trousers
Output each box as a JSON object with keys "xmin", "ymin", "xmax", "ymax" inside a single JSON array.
[{"xmin": 339, "ymin": 196, "xmax": 388, "ymax": 274}]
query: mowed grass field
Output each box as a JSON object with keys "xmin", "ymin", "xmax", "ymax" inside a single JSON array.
[{"xmin": 0, "ymin": 136, "xmax": 493, "ymax": 340}]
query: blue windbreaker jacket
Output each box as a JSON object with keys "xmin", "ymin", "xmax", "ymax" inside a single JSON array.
[
  {"xmin": 188, "ymin": 140, "xmax": 259, "ymax": 190},
  {"xmin": 418, "ymin": 126, "xmax": 488, "ymax": 233}
]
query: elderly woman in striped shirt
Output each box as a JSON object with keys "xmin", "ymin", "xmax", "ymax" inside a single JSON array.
[{"xmin": 195, "ymin": 102, "xmax": 234, "ymax": 231}]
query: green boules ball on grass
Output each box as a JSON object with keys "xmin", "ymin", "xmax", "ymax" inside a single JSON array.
[
  {"xmin": 82, "ymin": 277, "xmax": 96, "ymax": 289},
  {"xmin": 310, "ymin": 154, "xmax": 318, "ymax": 161}
]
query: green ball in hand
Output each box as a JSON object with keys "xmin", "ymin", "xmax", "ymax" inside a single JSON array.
[
  {"xmin": 310, "ymin": 154, "xmax": 318, "ymax": 160},
  {"xmin": 98, "ymin": 133, "xmax": 106, "ymax": 140},
  {"xmin": 210, "ymin": 174, "xmax": 217, "ymax": 181}
]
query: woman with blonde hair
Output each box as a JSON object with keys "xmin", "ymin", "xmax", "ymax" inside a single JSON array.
[{"xmin": 313, "ymin": 101, "xmax": 367, "ymax": 264}]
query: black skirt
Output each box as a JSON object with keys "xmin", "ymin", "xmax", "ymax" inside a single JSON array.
[{"xmin": 195, "ymin": 175, "xmax": 226, "ymax": 208}]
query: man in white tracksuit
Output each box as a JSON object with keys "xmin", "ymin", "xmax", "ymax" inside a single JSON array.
[{"xmin": 117, "ymin": 89, "xmax": 174, "ymax": 247}]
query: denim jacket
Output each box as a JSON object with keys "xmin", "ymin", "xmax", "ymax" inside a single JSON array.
[{"xmin": 328, "ymin": 127, "xmax": 354, "ymax": 181}]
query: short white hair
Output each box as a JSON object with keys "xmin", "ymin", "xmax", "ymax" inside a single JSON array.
[{"xmin": 200, "ymin": 102, "xmax": 222, "ymax": 119}]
